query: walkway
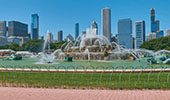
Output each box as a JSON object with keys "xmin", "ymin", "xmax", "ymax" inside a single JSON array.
[{"xmin": 0, "ymin": 87, "xmax": 170, "ymax": 100}]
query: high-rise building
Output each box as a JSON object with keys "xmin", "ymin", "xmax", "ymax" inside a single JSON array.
[
  {"xmin": 150, "ymin": 8, "xmax": 160, "ymax": 38},
  {"xmin": 91, "ymin": 21, "xmax": 98, "ymax": 35},
  {"xmin": 135, "ymin": 21, "xmax": 145, "ymax": 49},
  {"xmin": 49, "ymin": 32, "xmax": 53, "ymax": 42},
  {"xmin": 102, "ymin": 8, "xmax": 111, "ymax": 41},
  {"xmin": 158, "ymin": 30, "xmax": 164, "ymax": 38},
  {"xmin": 117, "ymin": 19, "xmax": 133, "ymax": 49},
  {"xmin": 75, "ymin": 23, "xmax": 79, "ymax": 40},
  {"xmin": 0, "ymin": 36, "xmax": 10, "ymax": 46},
  {"xmin": 31, "ymin": 14, "xmax": 39, "ymax": 39},
  {"xmin": 65, "ymin": 34, "xmax": 74, "ymax": 42},
  {"xmin": 151, "ymin": 8, "xmax": 155, "ymax": 22},
  {"xmin": 166, "ymin": 29, "xmax": 170, "ymax": 36},
  {"xmin": 8, "ymin": 21, "xmax": 28, "ymax": 37},
  {"xmin": 0, "ymin": 21, "xmax": 7, "ymax": 36},
  {"xmin": 151, "ymin": 20, "xmax": 159, "ymax": 33},
  {"xmin": 58, "ymin": 30, "xmax": 63, "ymax": 42},
  {"xmin": 133, "ymin": 37, "xmax": 135, "ymax": 49},
  {"xmin": 146, "ymin": 33, "xmax": 156, "ymax": 41}
]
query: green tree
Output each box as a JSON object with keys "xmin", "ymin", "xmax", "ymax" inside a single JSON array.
[
  {"xmin": 50, "ymin": 41, "xmax": 66, "ymax": 51},
  {"xmin": 140, "ymin": 36, "xmax": 170, "ymax": 51},
  {"xmin": 21, "ymin": 39, "xmax": 44, "ymax": 52},
  {"xmin": 9, "ymin": 43, "xmax": 20, "ymax": 51},
  {"xmin": 0, "ymin": 45, "xmax": 9, "ymax": 49}
]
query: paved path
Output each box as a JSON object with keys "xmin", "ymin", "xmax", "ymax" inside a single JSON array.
[{"xmin": 0, "ymin": 87, "xmax": 170, "ymax": 100}]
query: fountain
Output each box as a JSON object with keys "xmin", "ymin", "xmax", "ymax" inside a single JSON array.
[
  {"xmin": 56, "ymin": 27, "xmax": 139, "ymax": 61},
  {"xmin": 37, "ymin": 31, "xmax": 62, "ymax": 64},
  {"xmin": 36, "ymin": 26, "xmax": 170, "ymax": 65},
  {"xmin": 84, "ymin": 48, "xmax": 90, "ymax": 62}
]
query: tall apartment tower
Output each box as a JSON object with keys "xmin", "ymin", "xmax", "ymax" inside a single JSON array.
[
  {"xmin": 135, "ymin": 21, "xmax": 145, "ymax": 49},
  {"xmin": 117, "ymin": 19, "xmax": 133, "ymax": 49},
  {"xmin": 75, "ymin": 23, "xmax": 79, "ymax": 40},
  {"xmin": 49, "ymin": 32, "xmax": 53, "ymax": 42},
  {"xmin": 8, "ymin": 21, "xmax": 28, "ymax": 37},
  {"xmin": 58, "ymin": 30, "xmax": 63, "ymax": 42},
  {"xmin": 102, "ymin": 8, "xmax": 111, "ymax": 41},
  {"xmin": 0, "ymin": 21, "xmax": 7, "ymax": 36},
  {"xmin": 151, "ymin": 8, "xmax": 155, "ymax": 22},
  {"xmin": 150, "ymin": 8, "xmax": 160, "ymax": 38},
  {"xmin": 31, "ymin": 14, "xmax": 39, "ymax": 39}
]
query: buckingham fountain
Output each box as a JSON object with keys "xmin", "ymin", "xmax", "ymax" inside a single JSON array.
[
  {"xmin": 55, "ymin": 27, "xmax": 138, "ymax": 61},
  {"xmin": 1, "ymin": 26, "xmax": 170, "ymax": 67},
  {"xmin": 34, "ymin": 27, "xmax": 170, "ymax": 65}
]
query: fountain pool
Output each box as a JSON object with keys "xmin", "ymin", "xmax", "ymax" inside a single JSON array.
[{"xmin": 0, "ymin": 57, "xmax": 169, "ymax": 69}]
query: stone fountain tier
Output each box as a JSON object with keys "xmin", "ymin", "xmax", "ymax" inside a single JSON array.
[
  {"xmin": 57, "ymin": 52, "xmax": 105, "ymax": 60},
  {"xmin": 107, "ymin": 52, "xmax": 135, "ymax": 60},
  {"xmin": 56, "ymin": 51, "xmax": 135, "ymax": 61},
  {"xmin": 65, "ymin": 45, "xmax": 113, "ymax": 53}
]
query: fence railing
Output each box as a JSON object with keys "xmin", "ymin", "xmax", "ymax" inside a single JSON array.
[{"xmin": 0, "ymin": 66, "xmax": 170, "ymax": 89}]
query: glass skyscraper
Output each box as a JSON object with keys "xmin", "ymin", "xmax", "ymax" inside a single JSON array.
[
  {"xmin": 151, "ymin": 20, "xmax": 159, "ymax": 33},
  {"xmin": 8, "ymin": 21, "xmax": 28, "ymax": 37},
  {"xmin": 0, "ymin": 21, "xmax": 7, "ymax": 36},
  {"xmin": 150, "ymin": 8, "xmax": 160, "ymax": 38},
  {"xmin": 117, "ymin": 19, "xmax": 133, "ymax": 49},
  {"xmin": 151, "ymin": 8, "xmax": 155, "ymax": 22},
  {"xmin": 135, "ymin": 21, "xmax": 145, "ymax": 49},
  {"xmin": 102, "ymin": 8, "xmax": 111, "ymax": 41},
  {"xmin": 31, "ymin": 14, "xmax": 39, "ymax": 39},
  {"xmin": 156, "ymin": 30, "xmax": 164, "ymax": 38},
  {"xmin": 58, "ymin": 30, "xmax": 63, "ymax": 42},
  {"xmin": 75, "ymin": 23, "xmax": 79, "ymax": 40}
]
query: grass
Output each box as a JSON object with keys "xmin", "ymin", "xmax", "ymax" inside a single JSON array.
[{"xmin": 0, "ymin": 71, "xmax": 170, "ymax": 89}]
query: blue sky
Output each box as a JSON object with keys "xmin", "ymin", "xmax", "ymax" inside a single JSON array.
[{"xmin": 0, "ymin": 0, "xmax": 170, "ymax": 39}]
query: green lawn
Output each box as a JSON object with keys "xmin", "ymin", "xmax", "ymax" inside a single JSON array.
[{"xmin": 0, "ymin": 71, "xmax": 170, "ymax": 89}]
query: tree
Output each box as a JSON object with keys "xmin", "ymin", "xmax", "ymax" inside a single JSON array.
[
  {"xmin": 0, "ymin": 45, "xmax": 9, "ymax": 49},
  {"xmin": 140, "ymin": 36, "xmax": 170, "ymax": 51},
  {"xmin": 9, "ymin": 43, "xmax": 20, "ymax": 51},
  {"xmin": 50, "ymin": 41, "xmax": 66, "ymax": 51},
  {"xmin": 21, "ymin": 39, "xmax": 44, "ymax": 52},
  {"xmin": 0, "ymin": 39, "xmax": 66, "ymax": 52}
]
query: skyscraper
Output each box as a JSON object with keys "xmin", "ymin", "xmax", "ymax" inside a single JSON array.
[
  {"xmin": 117, "ymin": 19, "xmax": 133, "ymax": 49},
  {"xmin": 58, "ymin": 30, "xmax": 63, "ymax": 42},
  {"xmin": 135, "ymin": 21, "xmax": 145, "ymax": 49},
  {"xmin": 75, "ymin": 23, "xmax": 79, "ymax": 40},
  {"xmin": 146, "ymin": 33, "xmax": 156, "ymax": 41},
  {"xmin": 166, "ymin": 29, "xmax": 170, "ymax": 36},
  {"xmin": 8, "ymin": 21, "xmax": 28, "ymax": 37},
  {"xmin": 150, "ymin": 8, "xmax": 160, "ymax": 38},
  {"xmin": 65, "ymin": 34, "xmax": 74, "ymax": 42},
  {"xmin": 31, "ymin": 14, "xmax": 39, "ymax": 39},
  {"xmin": 102, "ymin": 8, "xmax": 111, "ymax": 41},
  {"xmin": 91, "ymin": 21, "xmax": 98, "ymax": 35},
  {"xmin": 151, "ymin": 8, "xmax": 155, "ymax": 22},
  {"xmin": 151, "ymin": 20, "xmax": 159, "ymax": 33},
  {"xmin": 157, "ymin": 30, "xmax": 164, "ymax": 38},
  {"xmin": 0, "ymin": 21, "xmax": 7, "ymax": 36},
  {"xmin": 49, "ymin": 32, "xmax": 53, "ymax": 42}
]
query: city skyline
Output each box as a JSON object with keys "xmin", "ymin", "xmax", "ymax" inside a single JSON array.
[{"xmin": 0, "ymin": 0, "xmax": 170, "ymax": 39}]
